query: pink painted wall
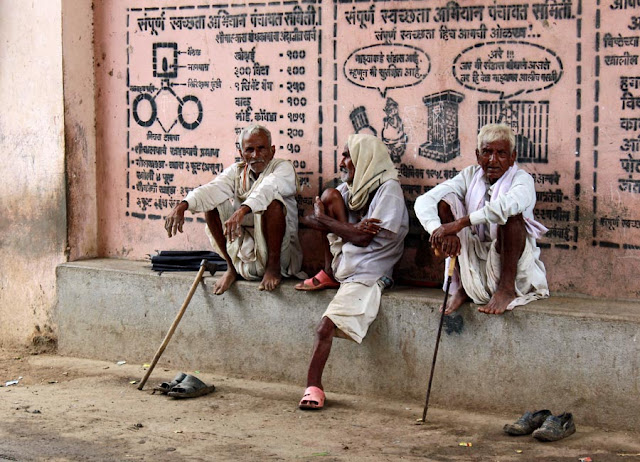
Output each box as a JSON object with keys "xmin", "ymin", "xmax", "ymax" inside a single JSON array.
[
  {"xmin": 64, "ymin": 0, "xmax": 99, "ymax": 261},
  {"xmin": 0, "ymin": 1, "xmax": 66, "ymax": 347},
  {"xmin": 92, "ymin": 0, "xmax": 640, "ymax": 300}
]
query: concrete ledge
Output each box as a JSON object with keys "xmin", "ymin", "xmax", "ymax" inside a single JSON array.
[{"xmin": 56, "ymin": 259, "xmax": 640, "ymax": 431}]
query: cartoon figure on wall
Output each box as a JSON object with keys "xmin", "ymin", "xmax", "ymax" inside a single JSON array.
[
  {"xmin": 418, "ymin": 90, "xmax": 465, "ymax": 163},
  {"xmin": 381, "ymin": 97, "xmax": 409, "ymax": 163}
]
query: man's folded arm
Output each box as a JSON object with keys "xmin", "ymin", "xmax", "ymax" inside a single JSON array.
[
  {"xmin": 415, "ymin": 172, "xmax": 469, "ymax": 235},
  {"xmin": 313, "ymin": 214, "xmax": 378, "ymax": 247}
]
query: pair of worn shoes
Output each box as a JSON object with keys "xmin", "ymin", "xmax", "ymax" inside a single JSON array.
[
  {"xmin": 153, "ymin": 372, "xmax": 216, "ymax": 399},
  {"xmin": 503, "ymin": 410, "xmax": 576, "ymax": 442}
]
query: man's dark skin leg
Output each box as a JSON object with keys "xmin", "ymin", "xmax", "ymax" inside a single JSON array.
[
  {"xmin": 206, "ymin": 201, "xmax": 287, "ymax": 293},
  {"xmin": 306, "ymin": 316, "xmax": 337, "ymax": 392},
  {"xmin": 259, "ymin": 200, "xmax": 286, "ymax": 291},
  {"xmin": 433, "ymin": 203, "xmax": 527, "ymax": 315},
  {"xmin": 204, "ymin": 209, "xmax": 239, "ymax": 295},
  {"xmin": 435, "ymin": 200, "xmax": 470, "ymax": 314},
  {"xmin": 480, "ymin": 214, "xmax": 526, "ymax": 314},
  {"xmin": 299, "ymin": 188, "xmax": 347, "ymax": 283},
  {"xmin": 303, "ymin": 188, "xmax": 348, "ymax": 392}
]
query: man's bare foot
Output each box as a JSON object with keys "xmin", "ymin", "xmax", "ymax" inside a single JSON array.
[
  {"xmin": 443, "ymin": 287, "xmax": 469, "ymax": 314},
  {"xmin": 212, "ymin": 268, "xmax": 238, "ymax": 295},
  {"xmin": 258, "ymin": 267, "xmax": 282, "ymax": 291},
  {"xmin": 478, "ymin": 289, "xmax": 515, "ymax": 314}
]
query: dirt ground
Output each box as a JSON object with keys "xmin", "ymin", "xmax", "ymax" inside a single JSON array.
[{"xmin": 0, "ymin": 349, "xmax": 639, "ymax": 462}]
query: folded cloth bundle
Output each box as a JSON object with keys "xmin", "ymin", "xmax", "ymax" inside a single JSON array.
[{"xmin": 150, "ymin": 250, "xmax": 227, "ymax": 273}]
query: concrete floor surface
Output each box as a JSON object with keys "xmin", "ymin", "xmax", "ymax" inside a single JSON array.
[{"xmin": 1, "ymin": 350, "xmax": 639, "ymax": 462}]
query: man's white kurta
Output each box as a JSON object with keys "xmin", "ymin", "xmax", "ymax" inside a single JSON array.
[{"xmin": 323, "ymin": 179, "xmax": 409, "ymax": 343}]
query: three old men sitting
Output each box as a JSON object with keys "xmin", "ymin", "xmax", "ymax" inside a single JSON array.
[{"xmin": 165, "ymin": 122, "xmax": 549, "ymax": 409}]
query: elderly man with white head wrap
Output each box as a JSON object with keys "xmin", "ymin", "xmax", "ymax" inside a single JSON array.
[
  {"xmin": 414, "ymin": 123, "xmax": 549, "ymax": 316},
  {"xmin": 296, "ymin": 134, "xmax": 408, "ymax": 410}
]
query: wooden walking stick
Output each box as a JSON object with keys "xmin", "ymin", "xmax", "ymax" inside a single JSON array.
[
  {"xmin": 417, "ymin": 255, "xmax": 457, "ymax": 423},
  {"xmin": 138, "ymin": 259, "xmax": 217, "ymax": 390}
]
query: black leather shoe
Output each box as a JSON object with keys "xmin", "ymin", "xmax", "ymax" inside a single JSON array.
[
  {"xmin": 503, "ymin": 410, "xmax": 552, "ymax": 435},
  {"xmin": 532, "ymin": 412, "xmax": 576, "ymax": 441}
]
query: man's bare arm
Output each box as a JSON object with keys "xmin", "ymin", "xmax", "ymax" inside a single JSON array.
[{"xmin": 304, "ymin": 197, "xmax": 381, "ymax": 247}]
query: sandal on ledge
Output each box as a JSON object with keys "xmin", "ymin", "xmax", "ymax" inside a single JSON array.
[{"xmin": 295, "ymin": 270, "xmax": 339, "ymax": 291}]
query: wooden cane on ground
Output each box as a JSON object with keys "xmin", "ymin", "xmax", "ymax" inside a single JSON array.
[
  {"xmin": 417, "ymin": 255, "xmax": 457, "ymax": 423},
  {"xmin": 138, "ymin": 259, "xmax": 217, "ymax": 390}
]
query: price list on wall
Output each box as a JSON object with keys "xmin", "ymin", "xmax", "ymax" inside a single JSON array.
[
  {"xmin": 126, "ymin": 2, "xmax": 322, "ymax": 221},
  {"xmin": 593, "ymin": 1, "xmax": 640, "ymax": 249}
]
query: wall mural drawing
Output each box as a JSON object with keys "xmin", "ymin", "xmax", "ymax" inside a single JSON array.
[
  {"xmin": 349, "ymin": 106, "xmax": 377, "ymax": 136},
  {"xmin": 90, "ymin": 0, "xmax": 640, "ymax": 296},
  {"xmin": 419, "ymin": 90, "xmax": 465, "ymax": 163},
  {"xmin": 132, "ymin": 42, "xmax": 205, "ymax": 133},
  {"xmin": 381, "ymin": 97, "xmax": 409, "ymax": 163},
  {"xmin": 479, "ymin": 100, "xmax": 549, "ymax": 164}
]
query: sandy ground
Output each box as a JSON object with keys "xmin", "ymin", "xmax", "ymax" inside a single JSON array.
[{"xmin": 0, "ymin": 349, "xmax": 639, "ymax": 462}]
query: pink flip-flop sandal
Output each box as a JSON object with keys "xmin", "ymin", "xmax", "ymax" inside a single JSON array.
[
  {"xmin": 295, "ymin": 270, "xmax": 339, "ymax": 291},
  {"xmin": 299, "ymin": 386, "xmax": 325, "ymax": 410}
]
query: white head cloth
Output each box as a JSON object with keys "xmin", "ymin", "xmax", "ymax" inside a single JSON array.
[{"xmin": 346, "ymin": 134, "xmax": 398, "ymax": 211}]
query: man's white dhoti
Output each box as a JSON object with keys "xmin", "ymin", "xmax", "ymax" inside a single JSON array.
[
  {"xmin": 322, "ymin": 281, "xmax": 383, "ymax": 344},
  {"xmin": 323, "ymin": 233, "xmax": 390, "ymax": 343},
  {"xmin": 205, "ymin": 197, "xmax": 301, "ymax": 281},
  {"xmin": 185, "ymin": 158, "xmax": 304, "ymax": 281},
  {"xmin": 442, "ymin": 192, "xmax": 548, "ymax": 310}
]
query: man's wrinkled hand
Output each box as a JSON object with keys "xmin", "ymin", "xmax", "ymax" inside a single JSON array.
[
  {"xmin": 224, "ymin": 206, "xmax": 249, "ymax": 242},
  {"xmin": 431, "ymin": 234, "xmax": 461, "ymax": 258},
  {"xmin": 165, "ymin": 203, "xmax": 187, "ymax": 238},
  {"xmin": 355, "ymin": 218, "xmax": 382, "ymax": 235},
  {"xmin": 430, "ymin": 221, "xmax": 460, "ymax": 242},
  {"xmin": 429, "ymin": 216, "xmax": 469, "ymax": 257}
]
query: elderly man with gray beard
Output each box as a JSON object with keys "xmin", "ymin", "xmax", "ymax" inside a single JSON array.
[
  {"xmin": 296, "ymin": 134, "xmax": 408, "ymax": 410},
  {"xmin": 165, "ymin": 124, "xmax": 304, "ymax": 294},
  {"xmin": 414, "ymin": 123, "xmax": 549, "ymax": 315}
]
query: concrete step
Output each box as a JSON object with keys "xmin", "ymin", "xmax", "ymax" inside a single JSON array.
[{"xmin": 55, "ymin": 259, "xmax": 640, "ymax": 431}]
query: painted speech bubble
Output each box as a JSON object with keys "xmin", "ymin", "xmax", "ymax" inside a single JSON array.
[
  {"xmin": 344, "ymin": 44, "xmax": 430, "ymax": 98},
  {"xmin": 452, "ymin": 41, "xmax": 563, "ymax": 99}
]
